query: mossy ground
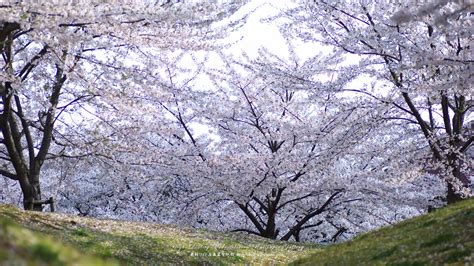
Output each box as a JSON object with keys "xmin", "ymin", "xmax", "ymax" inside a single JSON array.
[
  {"xmin": 293, "ymin": 198, "xmax": 474, "ymax": 265},
  {"xmin": 0, "ymin": 198, "xmax": 473, "ymax": 265},
  {"xmin": 0, "ymin": 211, "xmax": 113, "ymax": 266},
  {"xmin": 0, "ymin": 204, "xmax": 314, "ymax": 265}
]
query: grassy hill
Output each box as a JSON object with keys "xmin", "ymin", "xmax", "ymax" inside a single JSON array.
[
  {"xmin": 0, "ymin": 198, "xmax": 473, "ymax": 265},
  {"xmin": 0, "ymin": 204, "xmax": 314, "ymax": 265},
  {"xmin": 294, "ymin": 198, "xmax": 474, "ymax": 265}
]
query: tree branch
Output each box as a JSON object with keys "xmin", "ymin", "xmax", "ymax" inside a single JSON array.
[
  {"xmin": 236, "ymin": 202, "xmax": 265, "ymax": 235},
  {"xmin": 0, "ymin": 168, "xmax": 17, "ymax": 180},
  {"xmin": 280, "ymin": 189, "xmax": 343, "ymax": 241},
  {"xmin": 277, "ymin": 192, "xmax": 318, "ymax": 212},
  {"xmin": 460, "ymin": 136, "xmax": 473, "ymax": 153},
  {"xmin": 401, "ymin": 92, "xmax": 443, "ymax": 161},
  {"xmin": 231, "ymin": 228, "xmax": 261, "ymax": 236},
  {"xmin": 35, "ymin": 60, "xmax": 67, "ymax": 168},
  {"xmin": 14, "ymin": 95, "xmax": 35, "ymax": 170},
  {"xmin": 441, "ymin": 93, "xmax": 452, "ymax": 136},
  {"xmin": 17, "ymin": 45, "xmax": 48, "ymax": 81}
]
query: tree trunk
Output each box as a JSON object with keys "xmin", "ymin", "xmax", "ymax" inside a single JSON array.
[
  {"xmin": 22, "ymin": 187, "xmax": 43, "ymax": 211},
  {"xmin": 18, "ymin": 173, "xmax": 43, "ymax": 211},
  {"xmin": 446, "ymin": 182, "xmax": 462, "ymax": 204},
  {"xmin": 263, "ymin": 211, "xmax": 278, "ymax": 239},
  {"xmin": 446, "ymin": 164, "xmax": 470, "ymax": 204}
]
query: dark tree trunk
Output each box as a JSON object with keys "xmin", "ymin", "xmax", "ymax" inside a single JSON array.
[
  {"xmin": 446, "ymin": 163, "xmax": 470, "ymax": 204},
  {"xmin": 22, "ymin": 185, "xmax": 43, "ymax": 211},
  {"xmin": 16, "ymin": 172, "xmax": 43, "ymax": 211},
  {"xmin": 262, "ymin": 211, "xmax": 278, "ymax": 239},
  {"xmin": 0, "ymin": 22, "xmax": 66, "ymax": 211},
  {"xmin": 446, "ymin": 183, "xmax": 462, "ymax": 204},
  {"xmin": 400, "ymin": 91, "xmax": 472, "ymax": 205}
]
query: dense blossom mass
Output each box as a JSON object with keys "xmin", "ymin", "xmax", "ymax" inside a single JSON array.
[
  {"xmin": 0, "ymin": 0, "xmax": 472, "ymax": 242},
  {"xmin": 279, "ymin": 0, "xmax": 473, "ymax": 203}
]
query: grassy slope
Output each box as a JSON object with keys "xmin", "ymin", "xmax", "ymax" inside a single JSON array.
[
  {"xmin": 0, "ymin": 205, "xmax": 314, "ymax": 265},
  {"xmin": 0, "ymin": 198, "xmax": 472, "ymax": 265},
  {"xmin": 294, "ymin": 198, "xmax": 474, "ymax": 265},
  {"xmin": 0, "ymin": 208, "xmax": 113, "ymax": 266}
]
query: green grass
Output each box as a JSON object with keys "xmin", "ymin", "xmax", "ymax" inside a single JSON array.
[
  {"xmin": 0, "ymin": 211, "xmax": 114, "ymax": 266},
  {"xmin": 293, "ymin": 198, "xmax": 474, "ymax": 265},
  {"xmin": 0, "ymin": 204, "xmax": 314, "ymax": 265},
  {"xmin": 0, "ymin": 198, "xmax": 473, "ymax": 265}
]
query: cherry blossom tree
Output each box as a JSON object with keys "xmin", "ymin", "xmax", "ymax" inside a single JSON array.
[
  {"xmin": 279, "ymin": 0, "xmax": 473, "ymax": 203},
  {"xmin": 16, "ymin": 45, "xmax": 442, "ymax": 242},
  {"xmin": 137, "ymin": 49, "xmax": 438, "ymax": 242},
  {"xmin": 1, "ymin": 0, "xmax": 466, "ymax": 245},
  {"xmin": 202, "ymin": 57, "xmax": 359, "ymax": 240},
  {"xmin": 0, "ymin": 1, "xmax": 246, "ymax": 211}
]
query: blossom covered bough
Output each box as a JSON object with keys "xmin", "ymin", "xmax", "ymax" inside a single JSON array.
[
  {"xmin": 278, "ymin": 0, "xmax": 473, "ymax": 203},
  {"xmin": 0, "ymin": 0, "xmax": 246, "ymax": 210}
]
